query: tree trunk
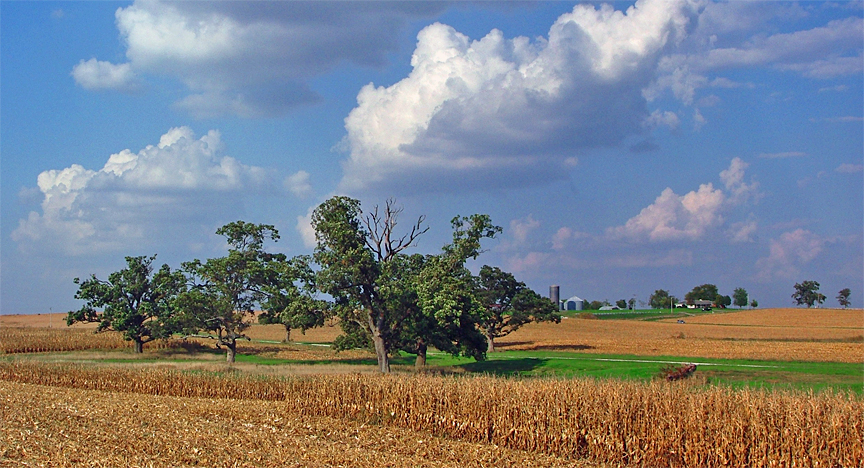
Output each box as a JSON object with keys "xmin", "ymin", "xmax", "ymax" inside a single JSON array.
[
  {"xmin": 415, "ymin": 340, "xmax": 427, "ymax": 368},
  {"xmin": 372, "ymin": 333, "xmax": 390, "ymax": 373},
  {"xmin": 283, "ymin": 324, "xmax": 291, "ymax": 343},
  {"xmin": 367, "ymin": 311, "xmax": 390, "ymax": 373},
  {"xmin": 486, "ymin": 333, "xmax": 495, "ymax": 353},
  {"xmin": 133, "ymin": 339, "xmax": 144, "ymax": 354},
  {"xmin": 226, "ymin": 341, "xmax": 237, "ymax": 363}
]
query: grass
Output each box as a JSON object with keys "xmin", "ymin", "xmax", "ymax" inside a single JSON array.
[
  {"xmin": 38, "ymin": 344, "xmax": 858, "ymax": 394},
  {"xmin": 457, "ymin": 350, "xmax": 864, "ymax": 393}
]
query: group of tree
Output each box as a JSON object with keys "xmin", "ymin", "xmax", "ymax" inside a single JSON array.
[
  {"xmin": 791, "ymin": 280, "xmax": 852, "ymax": 309},
  {"xmin": 68, "ymin": 196, "xmax": 560, "ymax": 372},
  {"xmin": 645, "ymin": 284, "xmax": 758, "ymax": 310}
]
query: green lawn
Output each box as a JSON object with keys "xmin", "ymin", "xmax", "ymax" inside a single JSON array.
[{"xmin": 449, "ymin": 350, "xmax": 864, "ymax": 393}]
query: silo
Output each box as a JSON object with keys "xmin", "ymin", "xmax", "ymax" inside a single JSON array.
[{"xmin": 550, "ymin": 285, "xmax": 560, "ymax": 310}]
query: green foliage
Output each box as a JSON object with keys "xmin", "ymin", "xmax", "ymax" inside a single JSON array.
[
  {"xmin": 750, "ymin": 299, "xmax": 759, "ymax": 308},
  {"xmin": 685, "ymin": 284, "xmax": 719, "ymax": 304},
  {"xmin": 649, "ymin": 289, "xmax": 677, "ymax": 309},
  {"xmin": 67, "ymin": 255, "xmax": 185, "ymax": 353},
  {"xmin": 475, "ymin": 265, "xmax": 560, "ymax": 352},
  {"xmin": 837, "ymin": 288, "xmax": 851, "ymax": 309},
  {"xmin": 178, "ymin": 221, "xmax": 280, "ymax": 362},
  {"xmin": 733, "ymin": 287, "xmax": 749, "ymax": 308},
  {"xmin": 257, "ymin": 255, "xmax": 328, "ymax": 342},
  {"xmin": 616, "ymin": 299, "xmax": 627, "ymax": 309},
  {"xmin": 792, "ymin": 280, "xmax": 826, "ymax": 308},
  {"xmin": 715, "ymin": 294, "xmax": 732, "ymax": 308},
  {"xmin": 311, "ymin": 197, "xmax": 500, "ymax": 372}
]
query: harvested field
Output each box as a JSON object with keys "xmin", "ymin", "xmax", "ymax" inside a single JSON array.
[
  {"xmin": 0, "ymin": 380, "xmax": 586, "ymax": 468},
  {"xmin": 0, "ymin": 328, "xmax": 129, "ymax": 354},
  {"xmin": 656, "ymin": 307, "xmax": 863, "ymax": 328},
  {"xmin": 500, "ymin": 308, "xmax": 864, "ymax": 363},
  {"xmin": 1, "ymin": 361, "xmax": 861, "ymax": 468}
]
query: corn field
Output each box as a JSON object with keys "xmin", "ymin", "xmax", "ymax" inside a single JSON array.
[
  {"xmin": 0, "ymin": 328, "xmax": 191, "ymax": 354},
  {"xmin": 1, "ymin": 361, "xmax": 860, "ymax": 467}
]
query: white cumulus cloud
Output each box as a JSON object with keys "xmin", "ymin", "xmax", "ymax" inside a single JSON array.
[
  {"xmin": 339, "ymin": 0, "xmax": 699, "ymax": 193},
  {"xmin": 720, "ymin": 157, "xmax": 760, "ymax": 204},
  {"xmin": 71, "ymin": 58, "xmax": 138, "ymax": 91},
  {"xmin": 755, "ymin": 229, "xmax": 825, "ymax": 281},
  {"xmin": 607, "ymin": 184, "xmax": 726, "ymax": 242},
  {"xmin": 74, "ymin": 1, "xmax": 445, "ymax": 117},
  {"xmin": 607, "ymin": 157, "xmax": 761, "ymax": 243},
  {"xmin": 12, "ymin": 127, "xmax": 272, "ymax": 256}
]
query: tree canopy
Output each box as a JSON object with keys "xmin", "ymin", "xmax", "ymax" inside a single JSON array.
[
  {"xmin": 67, "ymin": 255, "xmax": 185, "ymax": 353},
  {"xmin": 791, "ymin": 280, "xmax": 826, "ymax": 308},
  {"xmin": 177, "ymin": 221, "xmax": 281, "ymax": 362},
  {"xmin": 257, "ymin": 254, "xmax": 328, "ymax": 343},
  {"xmin": 685, "ymin": 284, "xmax": 719, "ymax": 304},
  {"xmin": 649, "ymin": 289, "xmax": 676, "ymax": 309},
  {"xmin": 475, "ymin": 265, "xmax": 560, "ymax": 352},
  {"xmin": 311, "ymin": 196, "xmax": 500, "ymax": 372},
  {"xmin": 733, "ymin": 287, "xmax": 749, "ymax": 308},
  {"xmin": 836, "ymin": 288, "xmax": 851, "ymax": 309}
]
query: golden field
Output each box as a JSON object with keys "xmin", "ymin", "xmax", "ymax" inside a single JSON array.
[
  {"xmin": 0, "ymin": 379, "xmax": 585, "ymax": 468},
  {"xmin": 1, "ymin": 309, "xmax": 863, "ymax": 467},
  {"xmin": 4, "ymin": 308, "xmax": 860, "ymax": 363},
  {"xmin": 1, "ymin": 361, "xmax": 861, "ymax": 468},
  {"xmin": 497, "ymin": 308, "xmax": 864, "ymax": 363}
]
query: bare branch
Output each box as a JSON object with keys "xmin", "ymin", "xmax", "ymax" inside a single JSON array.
[{"xmin": 363, "ymin": 198, "xmax": 428, "ymax": 262}]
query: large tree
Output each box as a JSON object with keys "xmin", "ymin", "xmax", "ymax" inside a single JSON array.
[
  {"xmin": 311, "ymin": 196, "xmax": 499, "ymax": 372},
  {"xmin": 791, "ymin": 280, "xmax": 826, "ymax": 308},
  {"xmin": 649, "ymin": 289, "xmax": 676, "ymax": 309},
  {"xmin": 409, "ymin": 215, "xmax": 502, "ymax": 364},
  {"xmin": 475, "ymin": 265, "xmax": 560, "ymax": 352},
  {"xmin": 685, "ymin": 284, "xmax": 719, "ymax": 305},
  {"xmin": 257, "ymin": 255, "xmax": 328, "ymax": 343},
  {"xmin": 837, "ymin": 288, "xmax": 851, "ymax": 309},
  {"xmin": 311, "ymin": 197, "xmax": 427, "ymax": 373},
  {"xmin": 67, "ymin": 255, "xmax": 185, "ymax": 353},
  {"xmin": 733, "ymin": 287, "xmax": 749, "ymax": 308},
  {"xmin": 178, "ymin": 221, "xmax": 280, "ymax": 363}
]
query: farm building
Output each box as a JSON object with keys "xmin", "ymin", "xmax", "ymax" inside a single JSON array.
[{"xmin": 563, "ymin": 295, "xmax": 585, "ymax": 311}]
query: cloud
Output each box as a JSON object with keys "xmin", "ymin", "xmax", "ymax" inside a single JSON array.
[
  {"xmin": 296, "ymin": 205, "xmax": 317, "ymax": 249},
  {"xmin": 720, "ymin": 157, "xmax": 759, "ymax": 204},
  {"xmin": 758, "ymin": 151, "xmax": 807, "ymax": 159},
  {"xmin": 510, "ymin": 215, "xmax": 540, "ymax": 244},
  {"xmin": 71, "ymin": 59, "xmax": 138, "ymax": 92},
  {"xmin": 650, "ymin": 6, "xmax": 863, "ymax": 106},
  {"xmin": 74, "ymin": 1, "xmax": 444, "ymax": 117},
  {"xmin": 607, "ymin": 184, "xmax": 726, "ymax": 242},
  {"xmin": 12, "ymin": 127, "xmax": 272, "ymax": 256},
  {"xmin": 728, "ymin": 220, "xmax": 758, "ymax": 243},
  {"xmin": 284, "ymin": 171, "xmax": 313, "ymax": 199},
  {"xmin": 339, "ymin": 0, "xmax": 699, "ymax": 193},
  {"xmin": 836, "ymin": 163, "xmax": 864, "ymax": 173},
  {"xmin": 608, "ymin": 157, "xmax": 762, "ymax": 243},
  {"xmin": 697, "ymin": 18, "xmax": 863, "ymax": 76},
  {"xmin": 551, "ymin": 227, "xmax": 573, "ymax": 251},
  {"xmin": 755, "ymin": 229, "xmax": 825, "ymax": 281},
  {"xmin": 809, "ymin": 116, "xmax": 864, "ymax": 124}
]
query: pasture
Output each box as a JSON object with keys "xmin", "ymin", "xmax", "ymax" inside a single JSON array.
[{"xmin": 1, "ymin": 308, "xmax": 862, "ymax": 467}]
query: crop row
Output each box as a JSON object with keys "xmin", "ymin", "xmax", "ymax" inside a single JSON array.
[
  {"xmin": 0, "ymin": 361, "xmax": 860, "ymax": 467},
  {"xmin": 0, "ymin": 328, "xmax": 187, "ymax": 354}
]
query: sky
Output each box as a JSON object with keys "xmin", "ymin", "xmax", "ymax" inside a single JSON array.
[{"xmin": 1, "ymin": 0, "xmax": 862, "ymax": 315}]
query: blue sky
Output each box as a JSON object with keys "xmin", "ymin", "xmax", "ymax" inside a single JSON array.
[{"xmin": 2, "ymin": 0, "xmax": 862, "ymax": 314}]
